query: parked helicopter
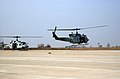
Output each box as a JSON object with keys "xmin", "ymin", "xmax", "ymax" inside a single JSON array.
[
  {"xmin": 0, "ymin": 42, "xmax": 8, "ymax": 49},
  {"xmin": 48, "ymin": 25, "xmax": 107, "ymax": 45},
  {"xmin": 0, "ymin": 36, "xmax": 42, "ymax": 50}
]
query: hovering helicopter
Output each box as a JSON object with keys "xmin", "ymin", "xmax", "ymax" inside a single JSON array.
[
  {"xmin": 48, "ymin": 25, "xmax": 107, "ymax": 45},
  {"xmin": 0, "ymin": 36, "xmax": 42, "ymax": 50}
]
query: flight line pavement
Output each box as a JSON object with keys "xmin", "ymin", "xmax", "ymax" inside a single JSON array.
[{"xmin": 0, "ymin": 50, "xmax": 120, "ymax": 79}]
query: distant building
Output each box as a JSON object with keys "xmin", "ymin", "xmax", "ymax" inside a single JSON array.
[
  {"xmin": 38, "ymin": 44, "xmax": 51, "ymax": 48},
  {"xmin": 45, "ymin": 44, "xmax": 51, "ymax": 48},
  {"xmin": 98, "ymin": 42, "xmax": 102, "ymax": 47},
  {"xmin": 38, "ymin": 44, "xmax": 44, "ymax": 48},
  {"xmin": 107, "ymin": 43, "xmax": 110, "ymax": 47}
]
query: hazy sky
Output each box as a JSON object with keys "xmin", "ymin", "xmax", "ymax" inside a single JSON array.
[{"xmin": 0, "ymin": 0, "xmax": 120, "ymax": 47}]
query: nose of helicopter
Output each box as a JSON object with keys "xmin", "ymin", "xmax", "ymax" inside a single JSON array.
[
  {"xmin": 85, "ymin": 36, "xmax": 89, "ymax": 43},
  {"xmin": 87, "ymin": 38, "xmax": 89, "ymax": 42}
]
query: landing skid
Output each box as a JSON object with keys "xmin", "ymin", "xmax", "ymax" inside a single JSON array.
[
  {"xmin": 65, "ymin": 43, "xmax": 89, "ymax": 48},
  {"xmin": 80, "ymin": 43, "xmax": 89, "ymax": 45}
]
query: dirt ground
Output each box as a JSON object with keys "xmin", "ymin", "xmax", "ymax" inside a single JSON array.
[{"xmin": 0, "ymin": 50, "xmax": 120, "ymax": 79}]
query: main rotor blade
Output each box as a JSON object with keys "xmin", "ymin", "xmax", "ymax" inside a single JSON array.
[
  {"xmin": 0, "ymin": 36, "xmax": 43, "ymax": 38},
  {"xmin": 20, "ymin": 36, "xmax": 43, "ymax": 38},
  {"xmin": 79, "ymin": 25, "xmax": 108, "ymax": 30},
  {"xmin": 0, "ymin": 36, "xmax": 17, "ymax": 38},
  {"xmin": 48, "ymin": 28, "xmax": 80, "ymax": 31},
  {"xmin": 48, "ymin": 25, "xmax": 108, "ymax": 31}
]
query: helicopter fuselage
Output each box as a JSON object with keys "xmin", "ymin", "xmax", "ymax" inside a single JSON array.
[
  {"xmin": 52, "ymin": 31, "xmax": 89, "ymax": 44},
  {"xmin": 10, "ymin": 40, "xmax": 29, "ymax": 50}
]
